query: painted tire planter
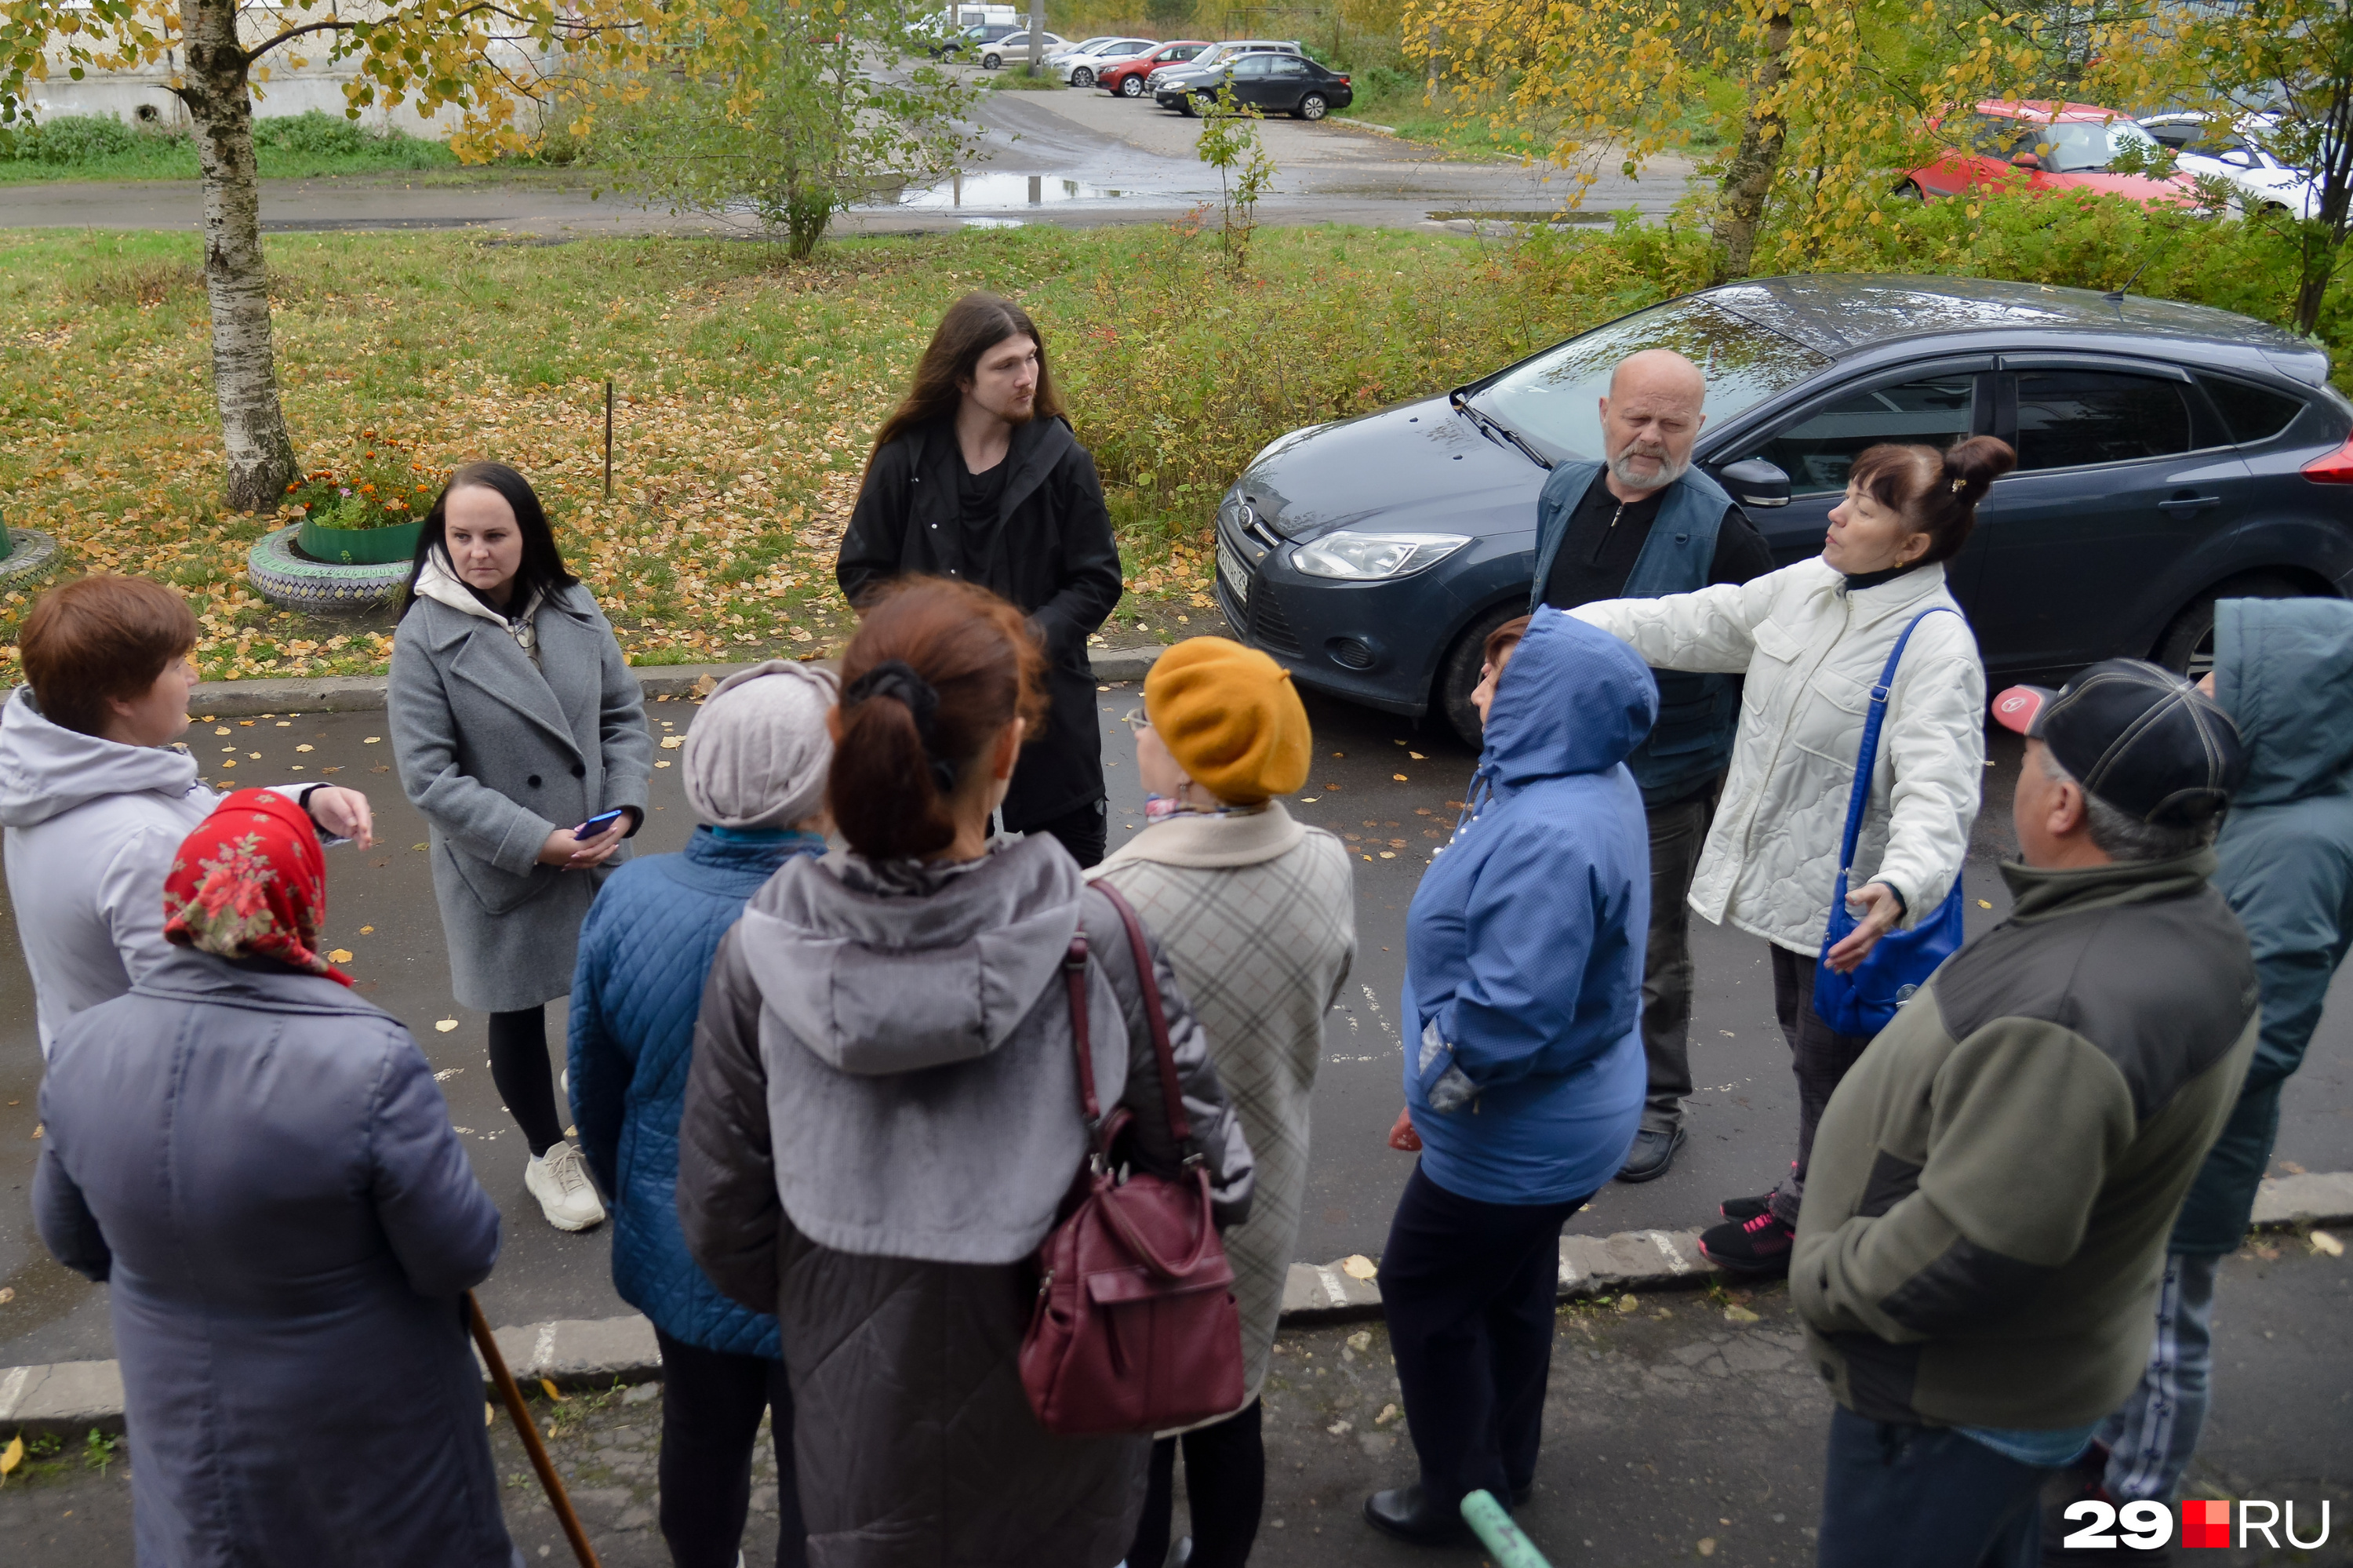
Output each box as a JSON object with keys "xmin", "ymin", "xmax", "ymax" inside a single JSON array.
[
  {"xmin": 297, "ymin": 516, "xmax": 422, "ymax": 566},
  {"xmin": 0, "ymin": 527, "xmax": 60, "ymax": 582},
  {"xmin": 248, "ymin": 524, "xmax": 414, "ymax": 611}
]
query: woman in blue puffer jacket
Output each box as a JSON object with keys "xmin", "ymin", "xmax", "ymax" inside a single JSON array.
[
  {"xmin": 1363, "ymin": 607, "xmax": 1657, "ymax": 1547},
  {"xmin": 567, "ymin": 661, "xmax": 835, "ymax": 1568}
]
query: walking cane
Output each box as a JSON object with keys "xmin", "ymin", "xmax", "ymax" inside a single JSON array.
[{"xmin": 467, "ymin": 1291, "xmax": 604, "ymax": 1568}]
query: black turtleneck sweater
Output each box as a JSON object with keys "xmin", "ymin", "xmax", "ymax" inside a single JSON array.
[{"xmin": 1540, "ymin": 481, "xmax": 1776, "ymax": 612}]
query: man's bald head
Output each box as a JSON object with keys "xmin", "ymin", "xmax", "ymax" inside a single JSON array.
[
  {"xmin": 1608, "ymin": 349, "xmax": 1707, "ymax": 408},
  {"xmin": 1598, "ymin": 349, "xmax": 1708, "ymax": 497}
]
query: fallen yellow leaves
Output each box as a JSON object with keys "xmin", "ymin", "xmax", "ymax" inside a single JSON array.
[
  {"xmin": 1340, "ymin": 1253, "xmax": 1377, "ymax": 1280},
  {"xmin": 435, "ymin": 1019, "xmax": 459, "ymax": 1032},
  {"xmin": 327, "ymin": 948, "xmax": 354, "ymax": 963},
  {"xmin": 0, "ymin": 1435, "xmax": 20, "ymax": 1482}
]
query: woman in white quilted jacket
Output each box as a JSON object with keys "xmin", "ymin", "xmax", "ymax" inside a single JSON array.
[{"xmin": 1570, "ymin": 435, "xmax": 2014, "ymax": 1275}]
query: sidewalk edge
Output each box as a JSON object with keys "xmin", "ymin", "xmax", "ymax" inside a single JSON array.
[{"xmin": 6, "ymin": 1181, "xmax": 2347, "ymax": 1436}]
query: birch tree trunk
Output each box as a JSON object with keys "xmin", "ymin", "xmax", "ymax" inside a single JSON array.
[
  {"xmin": 1710, "ymin": 3, "xmax": 1794, "ymax": 284},
  {"xmin": 178, "ymin": 0, "xmax": 298, "ymax": 511}
]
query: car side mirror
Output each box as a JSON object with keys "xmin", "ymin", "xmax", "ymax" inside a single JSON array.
[
  {"xmin": 2010, "ymin": 151, "xmax": 2042, "ymax": 170},
  {"xmin": 1717, "ymin": 458, "xmax": 1791, "ymax": 509}
]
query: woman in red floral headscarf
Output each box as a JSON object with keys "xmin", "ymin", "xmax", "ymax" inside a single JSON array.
[{"xmin": 33, "ymin": 789, "xmax": 518, "ymax": 1568}]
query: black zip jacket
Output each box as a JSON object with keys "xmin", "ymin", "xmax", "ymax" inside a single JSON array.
[{"xmin": 837, "ymin": 416, "xmax": 1124, "ymax": 831}]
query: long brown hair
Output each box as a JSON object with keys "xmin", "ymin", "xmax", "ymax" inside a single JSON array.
[
  {"xmin": 827, "ymin": 577, "xmax": 1048, "ymax": 861},
  {"xmin": 865, "ymin": 293, "xmax": 1065, "ymax": 473}
]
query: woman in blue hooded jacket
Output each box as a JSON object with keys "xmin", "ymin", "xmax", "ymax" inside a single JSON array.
[{"xmin": 1363, "ymin": 607, "xmax": 1656, "ymax": 1546}]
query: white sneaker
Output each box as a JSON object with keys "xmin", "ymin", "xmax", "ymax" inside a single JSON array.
[{"xmin": 526, "ymin": 1143, "xmax": 606, "ymax": 1232}]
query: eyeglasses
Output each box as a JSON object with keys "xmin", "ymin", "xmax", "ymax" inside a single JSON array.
[{"xmin": 1122, "ymin": 706, "xmax": 1153, "ymax": 734}]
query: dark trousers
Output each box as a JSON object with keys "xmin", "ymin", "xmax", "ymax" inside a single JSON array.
[
  {"xmin": 1766, "ymin": 944, "xmax": 1875, "ymax": 1224},
  {"xmin": 1817, "ymin": 1406, "xmax": 2047, "ymax": 1568},
  {"xmin": 1021, "ymin": 798, "xmax": 1108, "ymax": 869},
  {"xmin": 654, "ymin": 1328, "xmax": 808, "ymax": 1568},
  {"xmin": 1640, "ymin": 789, "xmax": 1717, "ymax": 1134},
  {"xmin": 1380, "ymin": 1165, "xmax": 1591, "ymax": 1510},
  {"xmin": 1126, "ymin": 1399, "xmax": 1264, "ymax": 1568},
  {"xmin": 487, "ymin": 1005, "xmax": 566, "ymax": 1157}
]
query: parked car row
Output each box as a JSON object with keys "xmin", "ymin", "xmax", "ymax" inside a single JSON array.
[
  {"xmin": 929, "ymin": 29, "xmax": 1358, "ymax": 119},
  {"xmin": 1897, "ymin": 96, "xmax": 2325, "ymax": 220},
  {"xmin": 1209, "ymin": 274, "xmax": 2352, "ymax": 745},
  {"xmin": 1151, "ymin": 49, "xmax": 1354, "ymax": 120}
]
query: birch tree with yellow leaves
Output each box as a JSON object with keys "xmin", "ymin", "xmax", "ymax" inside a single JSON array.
[{"xmin": 0, "ymin": 0, "xmax": 664, "ymax": 508}]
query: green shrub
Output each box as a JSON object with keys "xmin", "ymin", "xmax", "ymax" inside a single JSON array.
[
  {"xmin": 250, "ymin": 111, "xmax": 388, "ymax": 159},
  {"xmin": 12, "ymin": 114, "xmax": 150, "ymax": 165}
]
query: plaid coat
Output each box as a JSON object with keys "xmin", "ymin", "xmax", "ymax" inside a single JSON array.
[{"xmin": 1091, "ymin": 802, "xmax": 1355, "ymax": 1409}]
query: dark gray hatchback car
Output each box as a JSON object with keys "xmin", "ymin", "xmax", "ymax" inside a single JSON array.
[{"xmin": 1213, "ymin": 275, "xmax": 2353, "ymax": 744}]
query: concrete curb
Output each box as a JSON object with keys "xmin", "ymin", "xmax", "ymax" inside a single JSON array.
[
  {"xmin": 9, "ymin": 1167, "xmax": 2348, "ymax": 1439},
  {"xmin": 187, "ymin": 647, "xmax": 1169, "ymax": 718}
]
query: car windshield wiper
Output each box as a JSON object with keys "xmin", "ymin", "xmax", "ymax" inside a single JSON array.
[{"xmin": 1450, "ymin": 387, "xmax": 1551, "ymax": 469}]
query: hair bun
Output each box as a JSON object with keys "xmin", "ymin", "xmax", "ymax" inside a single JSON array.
[{"xmin": 1941, "ymin": 435, "xmax": 2018, "ymax": 500}]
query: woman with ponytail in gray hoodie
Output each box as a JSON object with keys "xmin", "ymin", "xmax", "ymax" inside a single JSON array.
[{"xmin": 677, "ymin": 576, "xmax": 1254, "ymax": 1568}]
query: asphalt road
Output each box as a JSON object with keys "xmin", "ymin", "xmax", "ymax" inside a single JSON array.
[
  {"xmin": 0, "ymin": 75, "xmax": 1697, "ymax": 240},
  {"xmin": 4, "ymin": 677, "xmax": 2352, "ymax": 1370},
  {"xmin": 5, "ymin": 1248, "xmax": 2348, "ymax": 1566}
]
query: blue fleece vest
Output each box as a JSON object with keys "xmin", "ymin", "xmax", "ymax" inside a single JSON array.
[{"xmin": 1529, "ymin": 460, "xmax": 1740, "ymax": 806}]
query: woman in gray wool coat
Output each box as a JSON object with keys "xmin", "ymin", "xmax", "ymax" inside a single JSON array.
[{"xmin": 391, "ymin": 460, "xmax": 653, "ymax": 1234}]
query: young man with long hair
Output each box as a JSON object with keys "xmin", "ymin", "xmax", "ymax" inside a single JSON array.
[{"xmin": 836, "ymin": 291, "xmax": 1124, "ymax": 866}]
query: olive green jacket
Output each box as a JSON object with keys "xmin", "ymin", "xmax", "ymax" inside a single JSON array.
[{"xmin": 1792, "ymin": 849, "xmax": 2257, "ymax": 1430}]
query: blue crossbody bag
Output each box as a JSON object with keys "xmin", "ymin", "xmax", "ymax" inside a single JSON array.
[{"xmin": 1811, "ymin": 606, "xmax": 1968, "ymax": 1035}]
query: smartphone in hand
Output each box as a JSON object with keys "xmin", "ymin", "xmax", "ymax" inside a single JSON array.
[{"xmin": 575, "ymin": 808, "xmax": 629, "ymax": 839}]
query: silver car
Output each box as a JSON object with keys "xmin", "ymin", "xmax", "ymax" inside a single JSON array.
[
  {"xmin": 1053, "ymin": 37, "xmax": 1156, "ymax": 87},
  {"xmin": 976, "ymin": 29, "xmax": 1070, "ymax": 68}
]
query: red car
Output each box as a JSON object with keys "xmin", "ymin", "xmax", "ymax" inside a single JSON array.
[
  {"xmin": 1097, "ymin": 40, "xmax": 1211, "ymax": 98},
  {"xmin": 1904, "ymin": 100, "xmax": 2197, "ymax": 206}
]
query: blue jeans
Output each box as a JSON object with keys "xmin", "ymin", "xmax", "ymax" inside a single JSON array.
[
  {"xmin": 1817, "ymin": 1406, "xmax": 2049, "ymax": 1568},
  {"xmin": 2097, "ymin": 1250, "xmax": 2221, "ymax": 1501}
]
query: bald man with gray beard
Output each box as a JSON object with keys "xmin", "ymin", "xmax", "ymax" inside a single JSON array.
[{"xmin": 1527, "ymin": 349, "xmax": 1775, "ymax": 1183}]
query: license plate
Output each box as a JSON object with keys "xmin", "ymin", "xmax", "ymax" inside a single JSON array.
[{"xmin": 1218, "ymin": 538, "xmax": 1251, "ymax": 606}]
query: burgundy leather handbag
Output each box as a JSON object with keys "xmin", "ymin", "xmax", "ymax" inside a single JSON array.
[{"xmin": 1019, "ymin": 883, "xmax": 1246, "ymax": 1437}]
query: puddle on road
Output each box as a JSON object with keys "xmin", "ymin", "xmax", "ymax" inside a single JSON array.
[
  {"xmin": 883, "ymin": 172, "xmax": 1154, "ymax": 209},
  {"xmin": 1424, "ymin": 207, "xmax": 1624, "ymax": 224}
]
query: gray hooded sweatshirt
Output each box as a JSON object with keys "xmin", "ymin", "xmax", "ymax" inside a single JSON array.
[
  {"xmin": 678, "ymin": 831, "xmax": 1253, "ymax": 1567},
  {"xmin": 0, "ymin": 688, "xmax": 321, "ymax": 1056}
]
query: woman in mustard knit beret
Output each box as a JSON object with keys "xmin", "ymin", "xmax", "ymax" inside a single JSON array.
[{"xmin": 1093, "ymin": 637, "xmax": 1359, "ymax": 1568}]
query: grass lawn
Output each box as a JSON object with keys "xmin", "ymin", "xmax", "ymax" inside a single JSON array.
[{"xmin": 0, "ymin": 221, "xmax": 1571, "ymax": 683}]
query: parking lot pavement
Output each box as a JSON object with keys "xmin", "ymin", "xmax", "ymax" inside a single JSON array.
[
  {"xmin": 5, "ymin": 682, "xmax": 2351, "ymax": 1370},
  {"xmin": 5, "ymin": 1246, "xmax": 2346, "ymax": 1566}
]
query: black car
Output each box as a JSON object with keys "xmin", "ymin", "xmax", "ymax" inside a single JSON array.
[
  {"xmin": 1212, "ymin": 275, "xmax": 2353, "ymax": 744},
  {"xmin": 1155, "ymin": 52, "xmax": 1352, "ymax": 119}
]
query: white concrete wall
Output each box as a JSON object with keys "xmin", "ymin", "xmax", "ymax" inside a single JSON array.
[{"xmin": 27, "ymin": 8, "xmax": 554, "ymax": 140}]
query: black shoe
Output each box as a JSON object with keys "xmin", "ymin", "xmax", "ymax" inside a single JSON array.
[
  {"xmin": 1363, "ymin": 1486, "xmax": 1471, "ymax": 1547},
  {"xmin": 1509, "ymin": 1480, "xmax": 1533, "ymax": 1508},
  {"xmin": 1698, "ymin": 1210, "xmax": 1795, "ymax": 1275},
  {"xmin": 1617, "ymin": 1126, "xmax": 1686, "ymax": 1183},
  {"xmin": 1718, "ymin": 1191, "xmax": 1774, "ymax": 1223}
]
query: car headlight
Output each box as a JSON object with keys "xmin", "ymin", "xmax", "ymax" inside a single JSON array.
[{"xmin": 1292, "ymin": 530, "xmax": 1470, "ymax": 580}]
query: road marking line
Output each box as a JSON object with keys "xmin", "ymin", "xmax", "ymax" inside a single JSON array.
[
  {"xmin": 1317, "ymin": 1265, "xmax": 1349, "ymax": 1308},
  {"xmin": 532, "ymin": 1321, "xmax": 558, "ymax": 1374}
]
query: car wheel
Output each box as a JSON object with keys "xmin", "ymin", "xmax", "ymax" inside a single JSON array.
[
  {"xmin": 1297, "ymin": 92, "xmax": 1328, "ymax": 121},
  {"xmin": 1894, "ymin": 180, "xmax": 1926, "ymax": 202},
  {"xmin": 1438, "ymin": 601, "xmax": 1527, "ymax": 749},
  {"xmin": 1072, "ymin": 67, "xmax": 1093, "ymax": 86},
  {"xmin": 1120, "ymin": 75, "xmax": 1144, "ymax": 96},
  {"xmin": 1175, "ymin": 96, "xmax": 1196, "ymax": 117},
  {"xmin": 2153, "ymin": 572, "xmax": 2304, "ymax": 680},
  {"xmin": 981, "ymin": 53, "xmax": 1000, "ymax": 69}
]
